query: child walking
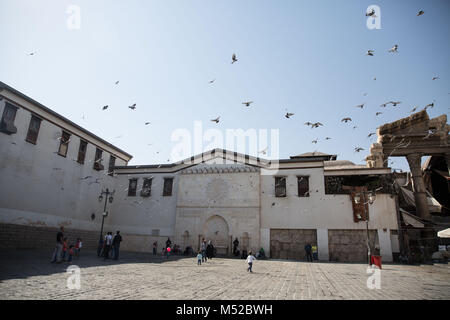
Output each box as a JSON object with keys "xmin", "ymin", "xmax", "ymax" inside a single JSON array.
[
  {"xmin": 247, "ymin": 251, "xmax": 256, "ymax": 273},
  {"xmin": 197, "ymin": 251, "xmax": 202, "ymax": 265}
]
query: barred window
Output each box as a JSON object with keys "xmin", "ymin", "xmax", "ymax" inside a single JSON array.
[
  {"xmin": 128, "ymin": 178, "xmax": 138, "ymax": 196},
  {"xmin": 25, "ymin": 115, "xmax": 42, "ymax": 144},
  {"xmin": 163, "ymin": 178, "xmax": 173, "ymax": 196},
  {"xmin": 275, "ymin": 177, "xmax": 286, "ymax": 197},
  {"xmin": 57, "ymin": 131, "xmax": 71, "ymax": 157},
  {"xmin": 297, "ymin": 176, "xmax": 310, "ymax": 197}
]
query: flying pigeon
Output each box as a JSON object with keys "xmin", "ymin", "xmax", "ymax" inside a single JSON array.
[
  {"xmin": 115, "ymin": 81, "xmax": 119, "ymax": 85},
  {"xmin": 417, "ymin": 10, "xmax": 424, "ymax": 16},
  {"xmin": 242, "ymin": 101, "xmax": 253, "ymax": 107},
  {"xmin": 388, "ymin": 45, "xmax": 398, "ymax": 53},
  {"xmin": 211, "ymin": 117, "xmax": 220, "ymax": 123},
  {"xmin": 209, "ymin": 79, "xmax": 216, "ymax": 84},
  {"xmin": 353, "ymin": 126, "xmax": 358, "ymax": 130},
  {"xmin": 102, "ymin": 105, "xmax": 108, "ymax": 110},
  {"xmin": 325, "ymin": 137, "xmax": 332, "ymax": 140},
  {"xmin": 376, "ymin": 112, "xmax": 383, "ymax": 116},
  {"xmin": 27, "ymin": 52, "xmax": 36, "ymax": 56},
  {"xmin": 355, "ymin": 104, "xmax": 364, "ymax": 109},
  {"xmin": 366, "ymin": 50, "xmax": 374, "ymax": 56},
  {"xmin": 432, "ymin": 76, "xmax": 439, "ymax": 80},
  {"xmin": 311, "ymin": 122, "xmax": 323, "ymax": 128},
  {"xmin": 145, "ymin": 122, "xmax": 151, "ymax": 125},
  {"xmin": 259, "ymin": 147, "xmax": 268, "ymax": 155},
  {"xmin": 367, "ymin": 133, "xmax": 376, "ymax": 138},
  {"xmin": 232, "ymin": 53, "xmax": 238, "ymax": 64},
  {"xmin": 380, "ymin": 102, "xmax": 389, "ymax": 108},
  {"xmin": 410, "ymin": 106, "xmax": 418, "ymax": 113},
  {"xmin": 285, "ymin": 112, "xmax": 294, "ymax": 119},
  {"xmin": 312, "ymin": 139, "xmax": 318, "ymax": 144},
  {"xmin": 366, "ymin": 9, "xmax": 376, "ymax": 17},
  {"xmin": 304, "ymin": 122, "xmax": 313, "ymax": 126},
  {"xmin": 128, "ymin": 103, "xmax": 136, "ymax": 110},
  {"xmin": 341, "ymin": 117, "xmax": 352, "ymax": 123},
  {"xmin": 389, "ymin": 101, "xmax": 402, "ymax": 107},
  {"xmin": 354, "ymin": 147, "xmax": 364, "ymax": 152}
]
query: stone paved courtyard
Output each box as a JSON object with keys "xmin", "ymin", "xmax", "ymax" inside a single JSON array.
[{"xmin": 1, "ymin": 250, "xmax": 449, "ymax": 300}]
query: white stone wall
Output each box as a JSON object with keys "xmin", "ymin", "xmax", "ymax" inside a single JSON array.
[
  {"xmin": 106, "ymin": 172, "xmax": 179, "ymax": 252},
  {"xmin": 260, "ymin": 167, "xmax": 398, "ymax": 261},
  {"xmin": 0, "ymin": 95, "xmax": 128, "ymax": 236},
  {"xmin": 174, "ymin": 164, "xmax": 260, "ymax": 253}
]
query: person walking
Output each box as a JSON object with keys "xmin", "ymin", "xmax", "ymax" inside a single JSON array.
[
  {"xmin": 201, "ymin": 238, "xmax": 207, "ymax": 263},
  {"xmin": 51, "ymin": 226, "xmax": 65, "ymax": 263},
  {"xmin": 305, "ymin": 243, "xmax": 313, "ymax": 262},
  {"xmin": 103, "ymin": 232, "xmax": 113, "ymax": 260},
  {"xmin": 206, "ymin": 241, "xmax": 214, "ymax": 260},
  {"xmin": 112, "ymin": 231, "xmax": 122, "ymax": 260},
  {"xmin": 247, "ymin": 251, "xmax": 256, "ymax": 273},
  {"xmin": 152, "ymin": 241, "xmax": 158, "ymax": 255},
  {"xmin": 166, "ymin": 237, "xmax": 172, "ymax": 249},
  {"xmin": 197, "ymin": 251, "xmax": 203, "ymax": 265},
  {"xmin": 312, "ymin": 244, "xmax": 318, "ymax": 261}
]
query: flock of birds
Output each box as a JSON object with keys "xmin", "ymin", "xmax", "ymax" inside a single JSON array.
[{"xmin": 25, "ymin": 8, "xmax": 442, "ymax": 170}]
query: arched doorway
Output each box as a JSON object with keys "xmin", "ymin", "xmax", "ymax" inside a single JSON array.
[
  {"xmin": 182, "ymin": 230, "xmax": 190, "ymax": 249},
  {"xmin": 203, "ymin": 215, "xmax": 229, "ymax": 255}
]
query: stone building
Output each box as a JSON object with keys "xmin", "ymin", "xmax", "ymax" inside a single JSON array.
[{"xmin": 0, "ymin": 82, "xmax": 400, "ymax": 262}]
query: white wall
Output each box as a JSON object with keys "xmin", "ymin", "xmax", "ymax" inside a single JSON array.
[
  {"xmin": 259, "ymin": 167, "xmax": 398, "ymax": 258},
  {"xmin": 0, "ymin": 96, "xmax": 128, "ymax": 234}
]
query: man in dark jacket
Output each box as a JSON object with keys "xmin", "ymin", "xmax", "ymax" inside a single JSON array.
[
  {"xmin": 305, "ymin": 243, "xmax": 313, "ymax": 262},
  {"xmin": 112, "ymin": 231, "xmax": 122, "ymax": 260}
]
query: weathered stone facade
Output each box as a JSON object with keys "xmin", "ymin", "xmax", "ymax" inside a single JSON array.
[
  {"xmin": 270, "ymin": 229, "xmax": 317, "ymax": 260},
  {"xmin": 328, "ymin": 229, "xmax": 377, "ymax": 262}
]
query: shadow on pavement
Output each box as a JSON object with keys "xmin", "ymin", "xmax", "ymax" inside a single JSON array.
[{"xmin": 0, "ymin": 249, "xmax": 196, "ymax": 281}]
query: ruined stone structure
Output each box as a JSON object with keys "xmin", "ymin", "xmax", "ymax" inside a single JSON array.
[{"xmin": 366, "ymin": 110, "xmax": 450, "ymax": 260}]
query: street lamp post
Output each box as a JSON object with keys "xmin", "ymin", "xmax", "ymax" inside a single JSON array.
[
  {"xmin": 98, "ymin": 188, "xmax": 114, "ymax": 255},
  {"xmin": 354, "ymin": 191, "xmax": 376, "ymax": 265}
]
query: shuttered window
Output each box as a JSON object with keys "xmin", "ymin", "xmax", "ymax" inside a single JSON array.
[
  {"xmin": 275, "ymin": 177, "xmax": 286, "ymax": 197},
  {"xmin": 25, "ymin": 115, "xmax": 42, "ymax": 144},
  {"xmin": 297, "ymin": 176, "xmax": 310, "ymax": 197},
  {"xmin": 57, "ymin": 131, "xmax": 71, "ymax": 157}
]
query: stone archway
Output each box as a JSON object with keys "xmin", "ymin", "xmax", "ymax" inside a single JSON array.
[{"xmin": 203, "ymin": 215, "xmax": 229, "ymax": 255}]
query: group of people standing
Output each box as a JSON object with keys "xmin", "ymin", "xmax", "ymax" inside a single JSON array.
[
  {"xmin": 51, "ymin": 226, "xmax": 82, "ymax": 263},
  {"xmin": 196, "ymin": 238, "xmax": 216, "ymax": 265},
  {"xmin": 98, "ymin": 231, "xmax": 122, "ymax": 260}
]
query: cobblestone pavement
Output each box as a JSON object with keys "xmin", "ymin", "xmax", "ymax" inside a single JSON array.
[{"xmin": 1, "ymin": 250, "xmax": 449, "ymax": 300}]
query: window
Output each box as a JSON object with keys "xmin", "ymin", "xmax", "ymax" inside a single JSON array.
[
  {"xmin": 275, "ymin": 177, "xmax": 286, "ymax": 197},
  {"xmin": 128, "ymin": 178, "xmax": 138, "ymax": 196},
  {"xmin": 57, "ymin": 131, "xmax": 71, "ymax": 157},
  {"xmin": 93, "ymin": 148, "xmax": 104, "ymax": 171},
  {"xmin": 141, "ymin": 178, "xmax": 152, "ymax": 197},
  {"xmin": 108, "ymin": 155, "xmax": 116, "ymax": 176},
  {"xmin": 163, "ymin": 178, "xmax": 174, "ymax": 196},
  {"xmin": 0, "ymin": 102, "xmax": 18, "ymax": 135},
  {"xmin": 297, "ymin": 176, "xmax": 310, "ymax": 197},
  {"xmin": 77, "ymin": 140, "xmax": 88, "ymax": 164},
  {"xmin": 25, "ymin": 115, "xmax": 42, "ymax": 144}
]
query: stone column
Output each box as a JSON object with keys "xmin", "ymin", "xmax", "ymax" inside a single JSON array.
[
  {"xmin": 316, "ymin": 229, "xmax": 329, "ymax": 261},
  {"xmin": 406, "ymin": 153, "xmax": 430, "ymax": 220}
]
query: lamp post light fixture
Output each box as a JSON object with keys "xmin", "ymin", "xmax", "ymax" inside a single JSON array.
[
  {"xmin": 98, "ymin": 188, "xmax": 115, "ymax": 250},
  {"xmin": 354, "ymin": 190, "xmax": 377, "ymax": 265}
]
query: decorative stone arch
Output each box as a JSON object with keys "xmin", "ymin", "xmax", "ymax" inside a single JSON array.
[{"xmin": 203, "ymin": 215, "xmax": 230, "ymax": 255}]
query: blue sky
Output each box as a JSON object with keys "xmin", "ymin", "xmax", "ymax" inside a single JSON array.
[{"xmin": 1, "ymin": 0, "xmax": 448, "ymax": 170}]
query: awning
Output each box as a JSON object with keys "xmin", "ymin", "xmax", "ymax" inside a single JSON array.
[
  {"xmin": 399, "ymin": 186, "xmax": 442, "ymax": 213},
  {"xmin": 400, "ymin": 209, "xmax": 425, "ymax": 228},
  {"xmin": 438, "ymin": 228, "xmax": 450, "ymax": 238}
]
